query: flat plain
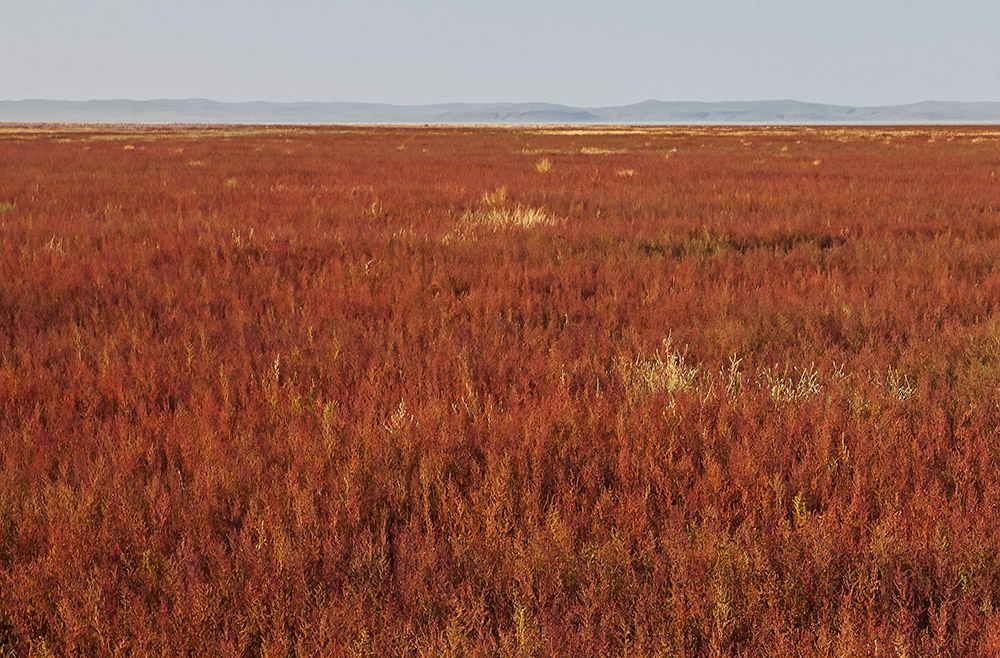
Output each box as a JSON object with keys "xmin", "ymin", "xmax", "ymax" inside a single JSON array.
[{"xmin": 3, "ymin": 124, "xmax": 1000, "ymax": 656}]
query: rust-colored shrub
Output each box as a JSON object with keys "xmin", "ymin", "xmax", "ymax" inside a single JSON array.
[{"xmin": 2, "ymin": 124, "xmax": 1000, "ymax": 655}]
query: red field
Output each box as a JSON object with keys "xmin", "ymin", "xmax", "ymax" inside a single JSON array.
[{"xmin": 3, "ymin": 124, "xmax": 1000, "ymax": 656}]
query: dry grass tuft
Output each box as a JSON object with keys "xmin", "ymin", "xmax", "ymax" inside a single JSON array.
[
  {"xmin": 759, "ymin": 364, "xmax": 821, "ymax": 403},
  {"xmin": 580, "ymin": 146, "xmax": 627, "ymax": 155},
  {"xmin": 621, "ymin": 335, "xmax": 699, "ymax": 400},
  {"xmin": 462, "ymin": 204, "xmax": 559, "ymax": 231},
  {"xmin": 445, "ymin": 186, "xmax": 562, "ymax": 242},
  {"xmin": 480, "ymin": 186, "xmax": 509, "ymax": 206}
]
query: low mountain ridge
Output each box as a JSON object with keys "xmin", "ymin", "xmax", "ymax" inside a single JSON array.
[{"xmin": 2, "ymin": 98, "xmax": 999, "ymax": 124}]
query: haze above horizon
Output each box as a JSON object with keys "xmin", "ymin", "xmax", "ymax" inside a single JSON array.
[{"xmin": 5, "ymin": 1, "xmax": 1000, "ymax": 107}]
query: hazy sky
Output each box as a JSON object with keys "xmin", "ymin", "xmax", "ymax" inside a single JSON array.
[{"xmin": 5, "ymin": 0, "xmax": 999, "ymax": 106}]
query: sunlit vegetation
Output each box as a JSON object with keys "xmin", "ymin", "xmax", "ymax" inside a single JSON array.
[{"xmin": 2, "ymin": 124, "xmax": 1000, "ymax": 655}]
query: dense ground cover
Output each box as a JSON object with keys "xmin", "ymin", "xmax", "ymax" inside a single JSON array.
[{"xmin": 2, "ymin": 124, "xmax": 1000, "ymax": 655}]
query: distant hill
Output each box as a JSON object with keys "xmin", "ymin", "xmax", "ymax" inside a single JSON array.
[{"xmin": 2, "ymin": 98, "xmax": 1000, "ymax": 124}]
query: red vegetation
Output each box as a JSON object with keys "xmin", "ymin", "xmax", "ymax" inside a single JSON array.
[{"xmin": 3, "ymin": 124, "xmax": 1000, "ymax": 655}]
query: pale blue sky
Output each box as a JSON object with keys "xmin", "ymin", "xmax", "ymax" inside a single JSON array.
[{"xmin": 4, "ymin": 0, "xmax": 999, "ymax": 105}]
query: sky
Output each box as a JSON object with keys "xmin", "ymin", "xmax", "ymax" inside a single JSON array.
[{"xmin": 4, "ymin": 0, "xmax": 1000, "ymax": 106}]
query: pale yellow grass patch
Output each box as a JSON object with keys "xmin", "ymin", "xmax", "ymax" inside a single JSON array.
[
  {"xmin": 759, "ymin": 364, "xmax": 820, "ymax": 403},
  {"xmin": 579, "ymin": 146, "xmax": 627, "ymax": 155},
  {"xmin": 529, "ymin": 128, "xmax": 667, "ymax": 136},
  {"xmin": 620, "ymin": 336, "xmax": 698, "ymax": 401},
  {"xmin": 462, "ymin": 204, "xmax": 558, "ymax": 230},
  {"xmin": 444, "ymin": 186, "xmax": 562, "ymax": 243},
  {"xmin": 480, "ymin": 186, "xmax": 509, "ymax": 206}
]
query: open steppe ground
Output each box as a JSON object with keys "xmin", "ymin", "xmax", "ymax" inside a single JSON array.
[{"xmin": 3, "ymin": 124, "xmax": 1000, "ymax": 655}]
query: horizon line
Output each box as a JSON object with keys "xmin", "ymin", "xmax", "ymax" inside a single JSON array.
[{"xmin": 5, "ymin": 97, "xmax": 1000, "ymax": 107}]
